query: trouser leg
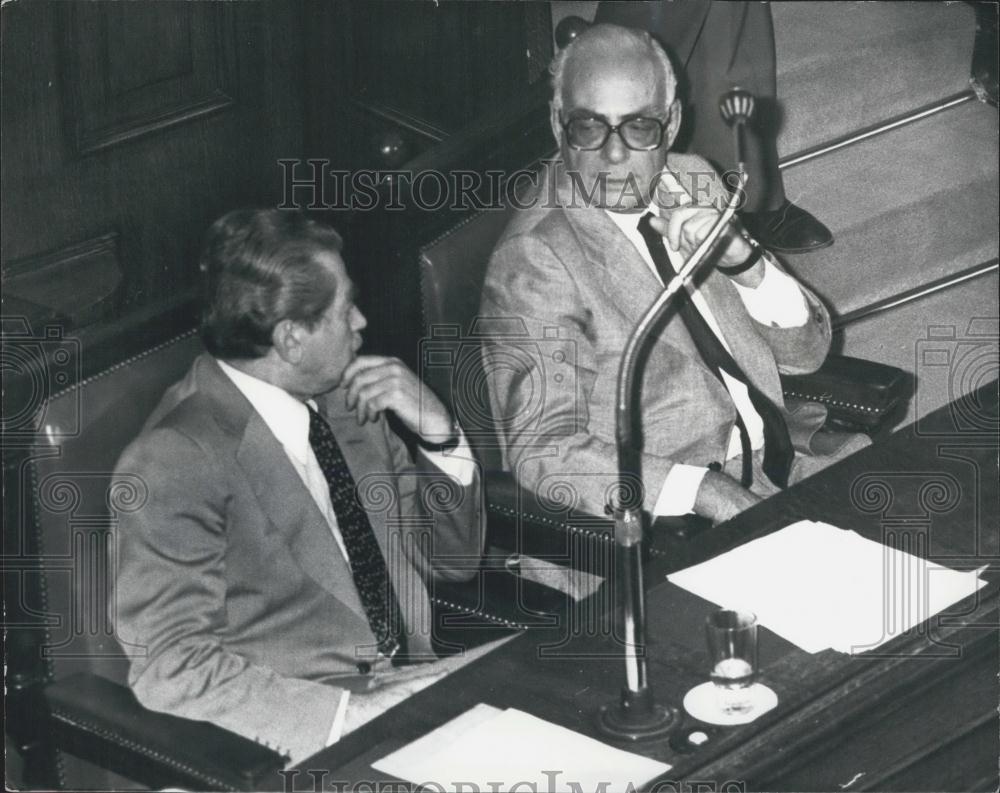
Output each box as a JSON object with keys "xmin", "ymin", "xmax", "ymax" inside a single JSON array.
[
  {"xmin": 685, "ymin": 1, "xmax": 784, "ymax": 212},
  {"xmin": 595, "ymin": 0, "xmax": 785, "ymax": 212}
]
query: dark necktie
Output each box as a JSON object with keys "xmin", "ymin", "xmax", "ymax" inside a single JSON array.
[
  {"xmin": 637, "ymin": 213, "xmax": 794, "ymax": 488},
  {"xmin": 307, "ymin": 405, "xmax": 406, "ymax": 658}
]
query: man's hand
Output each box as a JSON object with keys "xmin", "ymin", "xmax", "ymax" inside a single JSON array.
[
  {"xmin": 342, "ymin": 664, "xmax": 450, "ymax": 735},
  {"xmin": 693, "ymin": 471, "xmax": 763, "ymax": 525},
  {"xmin": 341, "ymin": 355, "xmax": 454, "ymax": 442},
  {"xmin": 648, "ymin": 210, "xmax": 764, "ymax": 288}
]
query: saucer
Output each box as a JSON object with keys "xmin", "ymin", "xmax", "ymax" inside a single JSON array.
[{"xmin": 682, "ymin": 681, "xmax": 778, "ymax": 726}]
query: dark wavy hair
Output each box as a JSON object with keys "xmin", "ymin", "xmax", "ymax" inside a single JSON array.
[{"xmin": 199, "ymin": 209, "xmax": 344, "ymax": 359}]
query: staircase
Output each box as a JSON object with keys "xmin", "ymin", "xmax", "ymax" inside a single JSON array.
[
  {"xmin": 555, "ymin": 0, "xmax": 999, "ymax": 427},
  {"xmin": 772, "ymin": 1, "xmax": 999, "ymax": 426}
]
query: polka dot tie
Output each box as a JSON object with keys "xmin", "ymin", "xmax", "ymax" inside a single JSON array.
[{"xmin": 307, "ymin": 405, "xmax": 405, "ymax": 658}]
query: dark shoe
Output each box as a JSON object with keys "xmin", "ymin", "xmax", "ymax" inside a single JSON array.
[{"xmin": 742, "ymin": 200, "xmax": 834, "ymax": 254}]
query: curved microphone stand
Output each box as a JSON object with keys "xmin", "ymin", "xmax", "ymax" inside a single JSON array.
[{"xmin": 596, "ymin": 172, "xmax": 749, "ymax": 741}]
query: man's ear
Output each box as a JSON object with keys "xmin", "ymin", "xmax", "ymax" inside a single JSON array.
[
  {"xmin": 271, "ymin": 319, "xmax": 303, "ymax": 364},
  {"xmin": 549, "ymin": 101, "xmax": 563, "ymax": 147},
  {"xmin": 664, "ymin": 97, "xmax": 683, "ymax": 151}
]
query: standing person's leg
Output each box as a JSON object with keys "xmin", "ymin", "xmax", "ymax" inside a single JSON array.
[
  {"xmin": 594, "ymin": 0, "xmax": 833, "ymax": 253},
  {"xmin": 677, "ymin": 1, "xmax": 783, "ymax": 213},
  {"xmin": 595, "ymin": 0, "xmax": 778, "ymax": 209}
]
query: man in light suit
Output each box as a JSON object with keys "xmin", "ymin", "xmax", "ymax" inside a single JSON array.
[
  {"xmin": 113, "ymin": 209, "xmax": 483, "ymax": 764},
  {"xmin": 481, "ymin": 24, "xmax": 864, "ymax": 525}
]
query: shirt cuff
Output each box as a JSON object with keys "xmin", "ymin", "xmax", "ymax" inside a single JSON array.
[
  {"xmin": 654, "ymin": 463, "xmax": 708, "ymax": 516},
  {"xmin": 418, "ymin": 432, "xmax": 476, "ymax": 486},
  {"xmin": 325, "ymin": 690, "xmax": 351, "ymax": 746},
  {"xmin": 732, "ymin": 256, "xmax": 810, "ymax": 328}
]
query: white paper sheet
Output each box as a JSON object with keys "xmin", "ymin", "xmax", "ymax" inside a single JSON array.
[
  {"xmin": 373, "ymin": 706, "xmax": 671, "ymax": 792},
  {"xmin": 667, "ymin": 520, "xmax": 988, "ymax": 654}
]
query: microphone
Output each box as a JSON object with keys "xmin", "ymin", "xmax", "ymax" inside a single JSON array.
[
  {"xmin": 597, "ymin": 109, "xmax": 752, "ymax": 744},
  {"xmin": 719, "ymin": 87, "xmax": 756, "ymax": 173}
]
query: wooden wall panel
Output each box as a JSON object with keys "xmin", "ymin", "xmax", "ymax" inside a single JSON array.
[
  {"xmin": 2, "ymin": 0, "xmax": 555, "ymax": 389},
  {"xmin": 3, "ymin": 233, "xmax": 121, "ymax": 328},
  {"xmin": 301, "ymin": 1, "xmax": 554, "ymax": 365},
  {"xmin": 64, "ymin": 3, "xmax": 235, "ymax": 154},
  {"xmin": 304, "ymin": 1, "xmax": 552, "ymax": 175},
  {"xmin": 1, "ymin": 1, "xmax": 306, "ymax": 355},
  {"xmin": 349, "ymin": 2, "xmax": 549, "ymax": 134}
]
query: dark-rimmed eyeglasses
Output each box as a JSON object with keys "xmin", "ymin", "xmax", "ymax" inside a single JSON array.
[{"xmin": 560, "ymin": 114, "xmax": 670, "ymax": 151}]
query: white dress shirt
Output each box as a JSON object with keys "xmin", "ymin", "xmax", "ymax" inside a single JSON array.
[
  {"xmin": 216, "ymin": 359, "xmax": 475, "ymax": 744},
  {"xmin": 604, "ymin": 172, "xmax": 809, "ymax": 515}
]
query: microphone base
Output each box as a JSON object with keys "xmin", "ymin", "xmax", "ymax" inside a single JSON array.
[{"xmin": 596, "ymin": 687, "xmax": 680, "ymax": 742}]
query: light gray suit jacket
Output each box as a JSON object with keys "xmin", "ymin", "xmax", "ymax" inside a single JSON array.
[
  {"xmin": 480, "ymin": 155, "xmax": 832, "ymax": 517},
  {"xmin": 112, "ymin": 354, "xmax": 483, "ymax": 763}
]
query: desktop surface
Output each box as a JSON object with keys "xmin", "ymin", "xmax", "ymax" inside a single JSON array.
[{"xmin": 278, "ymin": 383, "xmax": 999, "ymax": 792}]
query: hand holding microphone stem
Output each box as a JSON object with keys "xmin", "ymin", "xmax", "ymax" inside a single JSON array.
[{"xmin": 646, "ymin": 210, "xmax": 764, "ymax": 288}]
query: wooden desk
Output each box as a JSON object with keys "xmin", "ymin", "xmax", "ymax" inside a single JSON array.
[{"xmin": 278, "ymin": 384, "xmax": 999, "ymax": 792}]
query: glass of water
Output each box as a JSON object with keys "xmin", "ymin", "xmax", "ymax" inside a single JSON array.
[{"xmin": 705, "ymin": 609, "xmax": 758, "ymax": 714}]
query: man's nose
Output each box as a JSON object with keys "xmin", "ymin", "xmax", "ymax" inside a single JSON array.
[
  {"xmin": 602, "ymin": 129, "xmax": 630, "ymax": 165},
  {"xmin": 352, "ymin": 305, "xmax": 367, "ymax": 331}
]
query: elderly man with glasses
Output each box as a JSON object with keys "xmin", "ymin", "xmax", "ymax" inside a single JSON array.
[{"xmin": 480, "ymin": 24, "xmax": 865, "ymax": 526}]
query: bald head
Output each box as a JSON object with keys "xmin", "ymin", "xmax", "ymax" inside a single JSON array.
[
  {"xmin": 547, "ymin": 23, "xmax": 681, "ymax": 211},
  {"xmin": 550, "ymin": 23, "xmax": 677, "ymax": 116}
]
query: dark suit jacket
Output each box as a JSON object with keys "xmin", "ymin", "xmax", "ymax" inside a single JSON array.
[
  {"xmin": 112, "ymin": 354, "xmax": 483, "ymax": 763},
  {"xmin": 480, "ymin": 155, "xmax": 831, "ymax": 517}
]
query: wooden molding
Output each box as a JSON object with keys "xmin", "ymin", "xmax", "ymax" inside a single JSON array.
[
  {"xmin": 61, "ymin": 3, "xmax": 236, "ymax": 155},
  {"xmin": 3, "ymin": 232, "xmax": 122, "ymax": 328}
]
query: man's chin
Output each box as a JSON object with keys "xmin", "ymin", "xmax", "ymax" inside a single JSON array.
[
  {"xmin": 601, "ymin": 184, "xmax": 652, "ymax": 213},
  {"xmin": 601, "ymin": 193, "xmax": 651, "ymax": 213},
  {"xmin": 603, "ymin": 201, "xmax": 648, "ymax": 214},
  {"xmin": 318, "ymin": 370, "xmax": 349, "ymax": 397}
]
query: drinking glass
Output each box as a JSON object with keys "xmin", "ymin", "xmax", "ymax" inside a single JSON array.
[{"xmin": 705, "ymin": 609, "xmax": 758, "ymax": 714}]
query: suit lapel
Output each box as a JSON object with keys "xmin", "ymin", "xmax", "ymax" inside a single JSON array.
[
  {"xmin": 556, "ymin": 170, "xmax": 715, "ymax": 365},
  {"xmin": 654, "ymin": 161, "xmax": 786, "ymax": 405},
  {"xmin": 567, "ymin": 206, "xmax": 663, "ymax": 322},
  {"xmin": 557, "ymin": 176, "xmax": 704, "ymax": 361},
  {"xmin": 235, "ymin": 414, "xmax": 368, "ymax": 622},
  {"xmin": 195, "ymin": 356, "xmax": 369, "ymax": 622},
  {"xmin": 555, "ymin": 164, "xmax": 784, "ymax": 405},
  {"xmin": 696, "ymin": 271, "xmax": 785, "ymax": 404}
]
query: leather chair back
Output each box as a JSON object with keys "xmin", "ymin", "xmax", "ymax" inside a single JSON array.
[
  {"xmin": 26, "ymin": 332, "xmax": 204, "ymax": 688},
  {"xmin": 418, "ymin": 207, "xmax": 513, "ymax": 472},
  {"xmin": 419, "ymin": 209, "xmax": 511, "ymax": 471}
]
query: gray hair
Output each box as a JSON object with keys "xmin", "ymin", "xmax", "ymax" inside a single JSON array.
[{"xmin": 549, "ymin": 23, "xmax": 677, "ymax": 116}]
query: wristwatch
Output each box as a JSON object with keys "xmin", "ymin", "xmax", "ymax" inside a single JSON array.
[
  {"xmin": 418, "ymin": 415, "xmax": 461, "ymax": 452},
  {"xmin": 717, "ymin": 234, "xmax": 765, "ymax": 276}
]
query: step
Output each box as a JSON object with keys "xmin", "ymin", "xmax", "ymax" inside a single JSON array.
[
  {"xmin": 774, "ymin": 1, "xmax": 976, "ymax": 157},
  {"xmin": 833, "ymin": 271, "xmax": 999, "ymax": 424},
  {"xmin": 778, "ymin": 98, "xmax": 998, "ymax": 317}
]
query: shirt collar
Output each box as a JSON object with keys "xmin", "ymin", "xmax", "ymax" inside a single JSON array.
[
  {"xmin": 604, "ymin": 204, "xmax": 663, "ymax": 276},
  {"xmin": 216, "ymin": 358, "xmax": 313, "ymax": 465},
  {"xmin": 604, "ymin": 204, "xmax": 659, "ymax": 236},
  {"xmin": 601, "ymin": 167, "xmax": 687, "ymax": 232}
]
